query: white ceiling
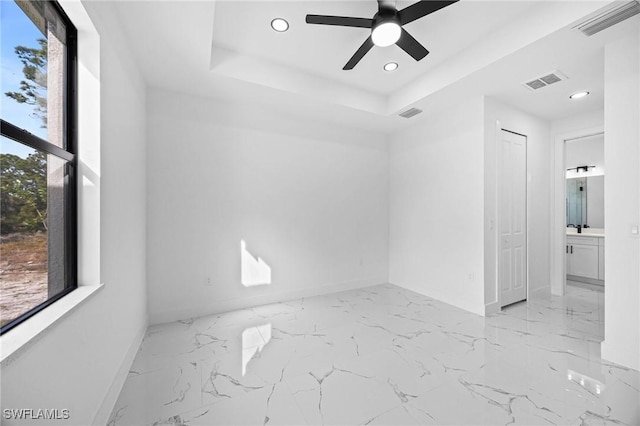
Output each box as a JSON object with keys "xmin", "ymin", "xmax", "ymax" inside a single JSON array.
[
  {"xmin": 211, "ymin": 1, "xmax": 535, "ymax": 95},
  {"xmin": 111, "ymin": 0, "xmax": 639, "ymax": 133}
]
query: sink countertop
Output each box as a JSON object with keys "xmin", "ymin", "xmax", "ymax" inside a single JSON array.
[{"xmin": 566, "ymin": 228, "xmax": 605, "ymax": 237}]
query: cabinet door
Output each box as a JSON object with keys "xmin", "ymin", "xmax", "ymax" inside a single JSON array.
[
  {"xmin": 566, "ymin": 245, "xmax": 572, "ymax": 275},
  {"xmin": 571, "ymin": 244, "xmax": 599, "ymax": 279},
  {"xmin": 598, "ymin": 246, "xmax": 604, "ymax": 280}
]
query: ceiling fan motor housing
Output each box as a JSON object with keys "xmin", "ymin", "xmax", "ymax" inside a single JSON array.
[{"xmin": 374, "ymin": 8, "xmax": 400, "ymax": 27}]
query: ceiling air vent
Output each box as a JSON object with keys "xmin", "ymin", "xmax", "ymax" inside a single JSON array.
[
  {"xmin": 522, "ymin": 70, "xmax": 568, "ymax": 91},
  {"xmin": 575, "ymin": 1, "xmax": 640, "ymax": 37},
  {"xmin": 399, "ymin": 108, "xmax": 422, "ymax": 118}
]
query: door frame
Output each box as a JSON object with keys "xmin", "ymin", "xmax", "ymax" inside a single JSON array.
[
  {"xmin": 497, "ymin": 128, "xmax": 528, "ymax": 308},
  {"xmin": 550, "ymin": 126, "xmax": 604, "ymax": 296}
]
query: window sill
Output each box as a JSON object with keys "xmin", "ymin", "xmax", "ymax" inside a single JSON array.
[{"xmin": 0, "ymin": 283, "xmax": 104, "ymax": 366}]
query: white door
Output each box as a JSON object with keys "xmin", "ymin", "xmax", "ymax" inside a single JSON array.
[{"xmin": 499, "ymin": 130, "xmax": 527, "ymax": 307}]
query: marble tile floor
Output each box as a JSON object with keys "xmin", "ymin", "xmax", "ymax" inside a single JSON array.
[{"xmin": 107, "ymin": 284, "xmax": 638, "ymax": 426}]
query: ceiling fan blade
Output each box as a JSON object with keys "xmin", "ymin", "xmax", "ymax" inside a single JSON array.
[
  {"xmin": 395, "ymin": 28, "xmax": 429, "ymax": 61},
  {"xmin": 306, "ymin": 15, "xmax": 373, "ymax": 28},
  {"xmin": 398, "ymin": 0, "xmax": 458, "ymax": 25},
  {"xmin": 343, "ymin": 36, "xmax": 374, "ymax": 70}
]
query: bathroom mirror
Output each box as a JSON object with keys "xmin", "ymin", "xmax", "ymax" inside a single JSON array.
[
  {"xmin": 566, "ymin": 175, "xmax": 604, "ymax": 228},
  {"xmin": 566, "ymin": 133, "xmax": 604, "ymax": 229}
]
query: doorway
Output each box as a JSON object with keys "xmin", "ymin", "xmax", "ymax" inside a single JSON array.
[
  {"xmin": 498, "ymin": 129, "xmax": 527, "ymax": 307},
  {"xmin": 565, "ymin": 133, "xmax": 605, "ymax": 291},
  {"xmin": 551, "ymin": 127, "xmax": 604, "ymax": 296}
]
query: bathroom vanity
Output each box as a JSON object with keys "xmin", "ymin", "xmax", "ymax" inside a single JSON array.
[{"xmin": 566, "ymin": 228, "xmax": 604, "ymax": 286}]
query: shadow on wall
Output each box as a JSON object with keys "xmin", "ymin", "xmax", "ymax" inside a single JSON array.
[{"xmin": 240, "ymin": 240, "xmax": 271, "ymax": 287}]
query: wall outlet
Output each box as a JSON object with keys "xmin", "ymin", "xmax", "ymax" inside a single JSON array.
[{"xmin": 204, "ymin": 276, "xmax": 212, "ymax": 286}]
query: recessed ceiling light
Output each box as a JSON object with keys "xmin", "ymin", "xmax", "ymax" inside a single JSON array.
[
  {"xmin": 570, "ymin": 91, "xmax": 590, "ymax": 99},
  {"xmin": 384, "ymin": 62, "xmax": 398, "ymax": 72},
  {"xmin": 271, "ymin": 18, "xmax": 289, "ymax": 32}
]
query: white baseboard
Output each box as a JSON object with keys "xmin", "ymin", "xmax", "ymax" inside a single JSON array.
[
  {"xmin": 92, "ymin": 323, "xmax": 147, "ymax": 425},
  {"xmin": 567, "ymin": 275, "xmax": 604, "ymax": 287},
  {"xmin": 567, "ymin": 280, "xmax": 604, "ymax": 292},
  {"xmin": 390, "ymin": 280, "xmax": 486, "ymax": 317},
  {"xmin": 149, "ymin": 277, "xmax": 386, "ymax": 326},
  {"xmin": 602, "ymin": 339, "xmax": 640, "ymax": 371},
  {"xmin": 484, "ymin": 300, "xmax": 501, "ymax": 316},
  {"xmin": 530, "ymin": 285, "xmax": 550, "ymax": 294}
]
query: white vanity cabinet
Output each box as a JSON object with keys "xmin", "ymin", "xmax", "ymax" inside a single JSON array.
[{"xmin": 566, "ymin": 234, "xmax": 604, "ymax": 284}]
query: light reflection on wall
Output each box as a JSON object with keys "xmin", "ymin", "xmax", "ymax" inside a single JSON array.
[
  {"xmin": 242, "ymin": 323, "xmax": 272, "ymax": 376},
  {"xmin": 240, "ymin": 240, "xmax": 271, "ymax": 286}
]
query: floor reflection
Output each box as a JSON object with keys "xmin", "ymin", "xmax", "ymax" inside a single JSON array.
[
  {"xmin": 108, "ymin": 284, "xmax": 638, "ymax": 426},
  {"xmin": 242, "ymin": 323, "xmax": 271, "ymax": 376}
]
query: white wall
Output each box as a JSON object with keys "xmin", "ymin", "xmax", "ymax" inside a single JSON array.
[
  {"xmin": 566, "ymin": 134, "xmax": 605, "ymax": 177},
  {"xmin": 483, "ymin": 97, "xmax": 551, "ymax": 312},
  {"xmin": 602, "ymin": 26, "xmax": 640, "ymax": 371},
  {"xmin": 389, "ymin": 97, "xmax": 486, "ymax": 316},
  {"xmin": 146, "ymin": 89, "xmax": 389, "ymax": 324},
  {"xmin": 551, "ymin": 109, "xmax": 605, "ymax": 136},
  {"xmin": 0, "ymin": 2, "xmax": 148, "ymax": 424},
  {"xmin": 586, "ymin": 176, "xmax": 605, "ymax": 229}
]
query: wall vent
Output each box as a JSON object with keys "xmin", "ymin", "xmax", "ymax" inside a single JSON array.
[
  {"xmin": 522, "ymin": 70, "xmax": 568, "ymax": 91},
  {"xmin": 575, "ymin": 1, "xmax": 640, "ymax": 37},
  {"xmin": 399, "ymin": 108, "xmax": 422, "ymax": 118}
]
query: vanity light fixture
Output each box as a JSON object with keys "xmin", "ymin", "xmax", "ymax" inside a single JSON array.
[
  {"xmin": 570, "ymin": 91, "xmax": 590, "ymax": 99},
  {"xmin": 271, "ymin": 18, "xmax": 289, "ymax": 32},
  {"xmin": 384, "ymin": 62, "xmax": 398, "ymax": 72},
  {"xmin": 567, "ymin": 165, "xmax": 595, "ymax": 173}
]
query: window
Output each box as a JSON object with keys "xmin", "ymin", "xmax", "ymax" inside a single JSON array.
[{"xmin": 1, "ymin": 0, "xmax": 77, "ymax": 334}]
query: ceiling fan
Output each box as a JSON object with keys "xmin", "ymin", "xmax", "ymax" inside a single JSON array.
[{"xmin": 305, "ymin": 0, "xmax": 459, "ymax": 70}]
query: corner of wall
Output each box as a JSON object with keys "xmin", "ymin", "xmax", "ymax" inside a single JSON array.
[
  {"xmin": 389, "ymin": 96, "xmax": 486, "ymax": 316},
  {"xmin": 91, "ymin": 324, "xmax": 146, "ymax": 425}
]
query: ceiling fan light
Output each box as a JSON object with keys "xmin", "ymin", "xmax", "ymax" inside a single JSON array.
[{"xmin": 372, "ymin": 22, "xmax": 401, "ymax": 47}]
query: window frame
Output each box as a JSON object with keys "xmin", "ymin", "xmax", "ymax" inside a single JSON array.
[{"xmin": 0, "ymin": 0, "xmax": 77, "ymax": 335}]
